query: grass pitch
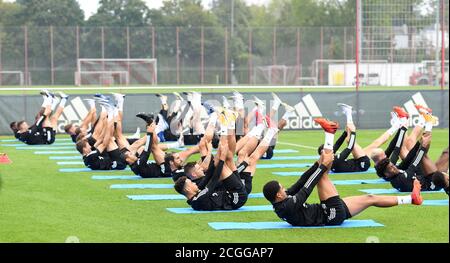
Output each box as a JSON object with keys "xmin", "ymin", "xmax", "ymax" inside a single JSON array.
[{"xmin": 0, "ymin": 129, "xmax": 448, "ymax": 243}]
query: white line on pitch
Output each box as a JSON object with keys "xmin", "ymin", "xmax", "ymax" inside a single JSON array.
[{"xmin": 277, "ymin": 141, "xmax": 317, "ymax": 150}]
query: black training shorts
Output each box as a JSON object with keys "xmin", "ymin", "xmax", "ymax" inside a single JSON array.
[{"xmin": 321, "ymin": 196, "xmax": 352, "ymax": 226}]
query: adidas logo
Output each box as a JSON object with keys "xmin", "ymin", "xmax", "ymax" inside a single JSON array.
[
  {"xmin": 403, "ymin": 92, "xmax": 439, "ymax": 127},
  {"xmin": 57, "ymin": 96, "xmax": 89, "ymax": 133},
  {"xmin": 286, "ymin": 94, "xmax": 322, "ymax": 129}
]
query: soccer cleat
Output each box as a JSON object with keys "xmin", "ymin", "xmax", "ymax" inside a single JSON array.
[
  {"xmin": 202, "ymin": 101, "xmax": 216, "ymax": 115},
  {"xmin": 98, "ymin": 100, "xmax": 115, "ymax": 110},
  {"xmin": 58, "ymin": 91, "xmax": 69, "ymax": 99},
  {"xmin": 155, "ymin": 93, "xmax": 168, "ymax": 104},
  {"xmin": 252, "ymin": 96, "xmax": 265, "ymax": 107},
  {"xmin": 282, "ymin": 102, "xmax": 295, "ymax": 113},
  {"xmin": 224, "ymin": 109, "xmax": 238, "ymax": 123},
  {"xmin": 83, "ymin": 98, "xmax": 96, "ymax": 104},
  {"xmin": 111, "ymin": 92, "xmax": 125, "ymax": 100},
  {"xmin": 40, "ymin": 89, "xmax": 51, "ymax": 97},
  {"xmin": 424, "ymin": 114, "xmax": 439, "ymax": 125},
  {"xmin": 393, "ymin": 106, "xmax": 409, "ymax": 119},
  {"xmin": 314, "ymin": 118, "xmax": 339, "ymax": 134},
  {"xmin": 182, "ymin": 92, "xmax": 193, "ymax": 103},
  {"xmin": 192, "ymin": 91, "xmax": 202, "ymax": 103},
  {"xmin": 222, "ymin": 96, "xmax": 231, "ymax": 109},
  {"xmin": 94, "ymin": 93, "xmax": 110, "ymax": 103},
  {"xmin": 415, "ymin": 104, "xmax": 437, "ymax": 124},
  {"xmin": 411, "ymin": 179, "xmax": 423, "ymax": 205},
  {"xmin": 136, "ymin": 112, "xmax": 154, "ymax": 125},
  {"xmin": 337, "ymin": 103, "xmax": 353, "ymax": 115},
  {"xmin": 414, "ymin": 104, "xmax": 432, "ymax": 114},
  {"xmin": 272, "ymin": 92, "xmax": 283, "ymax": 103},
  {"xmin": 218, "ymin": 112, "xmax": 229, "ymax": 127},
  {"xmin": 173, "ymin": 92, "xmax": 184, "ymax": 101},
  {"xmin": 231, "ymin": 90, "xmax": 243, "ymax": 100}
]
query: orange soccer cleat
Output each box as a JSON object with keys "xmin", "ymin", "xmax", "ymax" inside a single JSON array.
[
  {"xmin": 393, "ymin": 106, "xmax": 409, "ymax": 119},
  {"xmin": 411, "ymin": 179, "xmax": 423, "ymax": 205},
  {"xmin": 414, "ymin": 104, "xmax": 432, "ymax": 114},
  {"xmin": 314, "ymin": 118, "xmax": 339, "ymax": 134}
]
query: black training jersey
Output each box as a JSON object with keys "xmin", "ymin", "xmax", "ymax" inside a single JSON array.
[
  {"xmin": 70, "ymin": 134, "xmax": 77, "ymax": 143},
  {"xmin": 389, "ymin": 145, "xmax": 428, "ymax": 192},
  {"xmin": 14, "ymin": 131, "xmax": 20, "ymax": 139},
  {"xmin": 83, "ymin": 150, "xmax": 112, "ymax": 170},
  {"xmin": 273, "ymin": 197, "xmax": 327, "ymax": 226},
  {"xmin": 17, "ymin": 129, "xmax": 46, "ymax": 145},
  {"xmin": 166, "ymin": 162, "xmax": 186, "ymax": 181},
  {"xmin": 389, "ymin": 169, "xmax": 416, "ymax": 192},
  {"xmin": 187, "ymin": 189, "xmax": 233, "ymax": 210}
]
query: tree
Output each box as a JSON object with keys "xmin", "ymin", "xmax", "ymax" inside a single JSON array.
[
  {"xmin": 0, "ymin": 0, "xmax": 22, "ymax": 26},
  {"xmin": 87, "ymin": 0, "xmax": 150, "ymax": 26},
  {"xmin": 14, "ymin": 0, "xmax": 84, "ymax": 26},
  {"xmin": 151, "ymin": 0, "xmax": 224, "ymax": 83}
]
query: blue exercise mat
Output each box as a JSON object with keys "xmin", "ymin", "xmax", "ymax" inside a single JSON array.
[
  {"xmin": 273, "ymin": 168, "xmax": 376, "ymax": 176},
  {"xmin": 0, "ymin": 139, "xmax": 20, "ymax": 142},
  {"xmin": 92, "ymin": 175, "xmax": 145, "ymax": 180},
  {"xmin": 129, "ymin": 194, "xmax": 186, "ymax": 200},
  {"xmin": 35, "ymin": 151, "xmax": 79, "ymax": 155},
  {"xmin": 128, "ymin": 193, "xmax": 264, "ymax": 201},
  {"xmin": 167, "ymin": 205, "xmax": 273, "ymax": 214},
  {"xmin": 256, "ymin": 163, "xmax": 313, "ymax": 169},
  {"xmin": 57, "ymin": 161, "xmax": 85, "ymax": 165},
  {"xmin": 423, "ymin": 199, "xmax": 448, "ymax": 206},
  {"xmin": 263, "ymin": 155, "xmax": 318, "ymax": 161},
  {"xmin": 1, "ymin": 142, "xmax": 74, "ymax": 147},
  {"xmin": 273, "ymin": 149, "xmax": 299, "ymax": 153},
  {"xmin": 359, "ymin": 188, "xmax": 445, "ymax": 194},
  {"xmin": 110, "ymin": 184, "xmax": 173, "ymax": 189},
  {"xmin": 18, "ymin": 146, "xmax": 74, "ymax": 150},
  {"xmin": 208, "ymin": 220, "xmax": 384, "ymax": 230},
  {"xmin": 332, "ymin": 179, "xmax": 388, "ymax": 185},
  {"xmin": 59, "ymin": 167, "xmax": 132, "ymax": 173},
  {"xmin": 49, "ymin": 156, "xmax": 82, "ymax": 160}
]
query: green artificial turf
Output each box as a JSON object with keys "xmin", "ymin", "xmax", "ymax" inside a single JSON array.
[{"xmin": 0, "ymin": 129, "xmax": 448, "ymax": 243}]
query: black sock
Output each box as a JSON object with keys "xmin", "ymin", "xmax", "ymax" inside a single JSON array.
[{"xmin": 237, "ymin": 161, "xmax": 249, "ymax": 174}]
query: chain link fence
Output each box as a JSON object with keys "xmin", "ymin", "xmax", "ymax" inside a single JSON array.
[{"xmin": 0, "ymin": 1, "xmax": 447, "ymax": 87}]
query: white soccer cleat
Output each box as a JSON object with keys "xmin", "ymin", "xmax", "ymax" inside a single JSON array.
[
  {"xmin": 173, "ymin": 92, "xmax": 184, "ymax": 101},
  {"xmin": 183, "ymin": 92, "xmax": 193, "ymax": 103},
  {"xmin": 111, "ymin": 92, "xmax": 125, "ymax": 101},
  {"xmin": 222, "ymin": 96, "xmax": 231, "ymax": 109},
  {"xmin": 57, "ymin": 91, "xmax": 68, "ymax": 99},
  {"xmin": 40, "ymin": 89, "xmax": 51, "ymax": 97},
  {"xmin": 282, "ymin": 102, "xmax": 295, "ymax": 113},
  {"xmin": 230, "ymin": 90, "xmax": 243, "ymax": 100},
  {"xmin": 272, "ymin": 92, "xmax": 283, "ymax": 105},
  {"xmin": 252, "ymin": 96, "xmax": 265, "ymax": 107},
  {"xmin": 192, "ymin": 91, "xmax": 202, "ymax": 107},
  {"xmin": 337, "ymin": 103, "xmax": 353, "ymax": 115}
]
